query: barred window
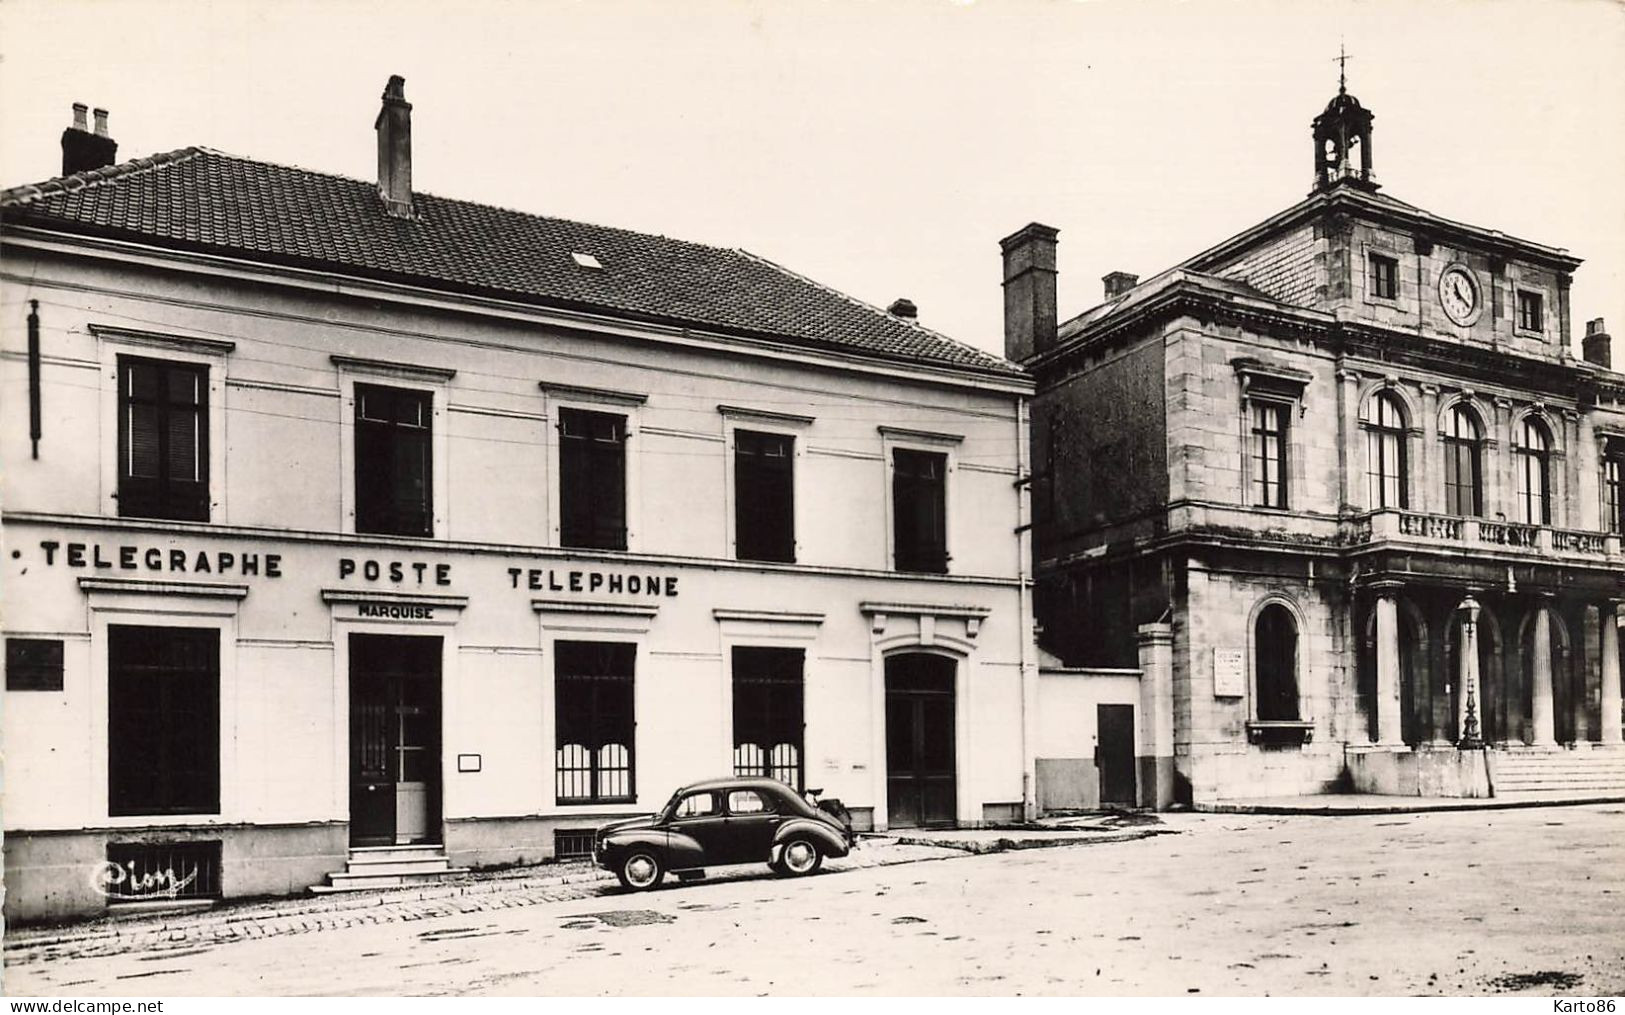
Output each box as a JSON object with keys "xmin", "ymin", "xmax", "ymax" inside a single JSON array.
[
  {"xmin": 119, "ymin": 357, "xmax": 208, "ymax": 521},
  {"xmin": 893, "ymin": 449, "xmax": 948, "ymax": 573},
  {"xmin": 1516, "ymin": 418, "xmax": 1552, "ymax": 525},
  {"xmin": 555, "ymin": 642, "xmax": 635, "ymax": 804},
  {"xmin": 1364, "ymin": 391, "xmax": 1408, "ymax": 509},
  {"xmin": 559, "ymin": 408, "xmax": 627, "ymax": 550},
  {"xmin": 735, "ymin": 430, "xmax": 795, "ymax": 563},
  {"xmin": 108, "ymin": 626, "xmax": 219, "ymax": 816},
  {"xmin": 355, "ymin": 383, "xmax": 432, "ymax": 537},
  {"xmin": 1250, "ymin": 401, "xmax": 1289, "ymax": 508},
  {"xmin": 1443, "ymin": 406, "xmax": 1483, "ymax": 517},
  {"xmin": 732, "ymin": 646, "xmax": 804, "ymax": 790}
]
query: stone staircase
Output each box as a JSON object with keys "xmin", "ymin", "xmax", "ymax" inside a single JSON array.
[
  {"xmin": 310, "ymin": 844, "xmax": 471, "ymax": 894},
  {"xmin": 1489, "ymin": 747, "xmax": 1625, "ymax": 799}
]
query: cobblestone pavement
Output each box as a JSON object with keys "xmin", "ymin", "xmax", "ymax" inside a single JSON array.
[
  {"xmin": 2, "ymin": 838, "xmax": 964, "ymax": 968},
  {"xmin": 7, "ymin": 805, "xmax": 1623, "ymax": 996}
]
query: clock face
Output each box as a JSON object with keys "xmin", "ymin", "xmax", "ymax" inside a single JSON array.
[{"xmin": 1438, "ymin": 265, "xmax": 1480, "ymax": 326}]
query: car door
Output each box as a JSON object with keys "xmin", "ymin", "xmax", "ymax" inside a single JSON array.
[
  {"xmin": 722, "ymin": 788, "xmax": 781, "ymax": 864},
  {"xmin": 665, "ymin": 791, "xmax": 726, "ymax": 865}
]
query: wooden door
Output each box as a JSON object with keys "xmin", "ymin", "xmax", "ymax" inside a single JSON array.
[
  {"xmin": 885, "ymin": 654, "xmax": 957, "ymax": 829},
  {"xmin": 1097, "ymin": 703, "xmax": 1137, "ymax": 807}
]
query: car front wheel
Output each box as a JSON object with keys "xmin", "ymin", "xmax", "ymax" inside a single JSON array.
[
  {"xmin": 777, "ymin": 837, "xmax": 823, "ymax": 877},
  {"xmin": 617, "ymin": 851, "xmax": 665, "ymax": 891}
]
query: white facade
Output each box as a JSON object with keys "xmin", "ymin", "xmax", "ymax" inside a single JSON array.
[{"xmin": 1, "ymin": 150, "xmax": 1034, "ymax": 922}]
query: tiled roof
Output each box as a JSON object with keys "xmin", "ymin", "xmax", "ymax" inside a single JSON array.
[{"xmin": 1, "ymin": 147, "xmax": 1022, "ymax": 378}]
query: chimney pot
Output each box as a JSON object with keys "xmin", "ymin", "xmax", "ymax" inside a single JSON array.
[
  {"xmin": 375, "ymin": 75, "xmax": 414, "ymax": 218},
  {"xmin": 1102, "ymin": 271, "xmax": 1139, "ymax": 300},
  {"xmin": 1000, "ymin": 222, "xmax": 1060, "ymax": 362},
  {"xmin": 887, "ymin": 298, "xmax": 918, "ymax": 321},
  {"xmin": 1582, "ymin": 317, "xmax": 1612, "ymax": 370},
  {"xmin": 61, "ymin": 104, "xmax": 117, "ymax": 175}
]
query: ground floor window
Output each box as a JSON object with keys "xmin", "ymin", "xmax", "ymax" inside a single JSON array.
[
  {"xmin": 108, "ymin": 625, "xmax": 220, "ymax": 816},
  {"xmin": 1254, "ymin": 604, "xmax": 1299, "ymax": 721},
  {"xmin": 555, "ymin": 641, "xmax": 635, "ymax": 804},
  {"xmin": 731, "ymin": 646, "xmax": 804, "ymax": 790}
]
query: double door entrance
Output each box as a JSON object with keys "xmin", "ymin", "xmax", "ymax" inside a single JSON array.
[
  {"xmin": 349, "ymin": 634, "xmax": 442, "ymax": 846},
  {"xmin": 885, "ymin": 653, "xmax": 957, "ymax": 828}
]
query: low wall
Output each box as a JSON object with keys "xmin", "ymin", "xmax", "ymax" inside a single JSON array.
[{"xmin": 1345, "ymin": 746, "xmax": 1492, "ymax": 798}]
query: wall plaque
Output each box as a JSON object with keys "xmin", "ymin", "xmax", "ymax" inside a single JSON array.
[{"xmin": 1213, "ymin": 648, "xmax": 1246, "ymax": 698}]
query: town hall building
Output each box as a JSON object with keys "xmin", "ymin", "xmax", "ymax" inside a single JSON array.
[{"xmin": 1012, "ymin": 75, "xmax": 1625, "ymax": 809}]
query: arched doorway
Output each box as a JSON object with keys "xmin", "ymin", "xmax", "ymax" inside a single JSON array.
[{"xmin": 884, "ymin": 653, "xmax": 957, "ymax": 828}]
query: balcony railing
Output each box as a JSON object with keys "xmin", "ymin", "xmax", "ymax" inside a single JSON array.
[{"xmin": 1354, "ymin": 509, "xmax": 1621, "ymax": 561}]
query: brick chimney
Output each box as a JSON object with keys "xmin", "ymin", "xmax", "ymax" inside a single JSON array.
[
  {"xmin": 61, "ymin": 103, "xmax": 117, "ymax": 175},
  {"xmin": 1102, "ymin": 271, "xmax": 1139, "ymax": 300},
  {"xmin": 1001, "ymin": 223, "xmax": 1059, "ymax": 362},
  {"xmin": 375, "ymin": 75, "xmax": 414, "ymax": 218},
  {"xmin": 1583, "ymin": 318, "xmax": 1612, "ymax": 369},
  {"xmin": 887, "ymin": 297, "xmax": 918, "ymax": 322}
]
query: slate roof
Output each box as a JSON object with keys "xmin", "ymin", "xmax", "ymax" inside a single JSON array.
[{"xmin": 1, "ymin": 147, "xmax": 1022, "ymax": 378}]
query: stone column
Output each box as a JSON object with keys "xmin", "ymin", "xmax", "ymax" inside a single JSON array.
[
  {"xmin": 1136, "ymin": 622, "xmax": 1176, "ymax": 809},
  {"xmin": 1601, "ymin": 601, "xmax": 1622, "ymax": 746},
  {"xmin": 1419, "ymin": 385, "xmax": 1440, "ymax": 514},
  {"xmin": 1337, "ymin": 368, "xmax": 1362, "ymax": 514},
  {"xmin": 1531, "ymin": 598, "xmax": 1556, "ymax": 746},
  {"xmin": 1373, "ymin": 582, "xmax": 1405, "ymax": 746},
  {"xmin": 1457, "ymin": 596, "xmax": 1485, "ymax": 748}
]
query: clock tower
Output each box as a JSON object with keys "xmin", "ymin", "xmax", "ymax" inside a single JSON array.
[{"xmin": 1312, "ymin": 53, "xmax": 1376, "ymax": 191}]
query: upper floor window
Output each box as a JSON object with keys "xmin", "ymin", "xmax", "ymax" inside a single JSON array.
[
  {"xmin": 1443, "ymin": 406, "xmax": 1483, "ymax": 517},
  {"xmin": 1364, "ymin": 391, "xmax": 1408, "ymax": 509},
  {"xmin": 734, "ymin": 430, "xmax": 795, "ymax": 563},
  {"xmin": 119, "ymin": 357, "xmax": 208, "ymax": 521},
  {"xmin": 1605, "ymin": 442, "xmax": 1625, "ymax": 535},
  {"xmin": 1368, "ymin": 253, "xmax": 1398, "ymax": 301},
  {"xmin": 354, "ymin": 383, "xmax": 433, "ymax": 537},
  {"xmin": 1516, "ymin": 418, "xmax": 1553, "ymax": 525},
  {"xmin": 892, "ymin": 449, "xmax": 948, "ymax": 573},
  {"xmin": 1517, "ymin": 290, "xmax": 1545, "ymax": 333},
  {"xmin": 559, "ymin": 408, "xmax": 627, "ymax": 550},
  {"xmin": 1254, "ymin": 604, "xmax": 1299, "ymax": 722},
  {"xmin": 1249, "ymin": 401, "xmax": 1289, "ymax": 508}
]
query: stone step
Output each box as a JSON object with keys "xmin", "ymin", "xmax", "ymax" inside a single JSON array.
[
  {"xmin": 312, "ymin": 868, "xmax": 472, "ymax": 893},
  {"xmin": 340, "ymin": 858, "xmax": 459, "ymax": 877},
  {"xmin": 345, "ymin": 844, "xmax": 450, "ymax": 863}
]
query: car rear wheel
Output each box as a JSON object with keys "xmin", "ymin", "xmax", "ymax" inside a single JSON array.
[
  {"xmin": 618, "ymin": 851, "xmax": 664, "ymax": 891},
  {"xmin": 777, "ymin": 837, "xmax": 823, "ymax": 877}
]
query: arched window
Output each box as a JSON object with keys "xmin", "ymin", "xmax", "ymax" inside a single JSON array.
[
  {"xmin": 1516, "ymin": 418, "xmax": 1552, "ymax": 525},
  {"xmin": 1365, "ymin": 391, "xmax": 1408, "ymax": 509},
  {"xmin": 1443, "ymin": 406, "xmax": 1483, "ymax": 517},
  {"xmin": 1604, "ymin": 440, "xmax": 1624, "ymax": 535},
  {"xmin": 1254, "ymin": 604, "xmax": 1300, "ymax": 721}
]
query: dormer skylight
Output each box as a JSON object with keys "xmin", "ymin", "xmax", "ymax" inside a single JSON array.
[{"xmin": 571, "ymin": 252, "xmax": 603, "ymax": 270}]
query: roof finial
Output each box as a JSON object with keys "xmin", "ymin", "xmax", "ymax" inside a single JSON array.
[{"xmin": 1337, "ymin": 41, "xmax": 1350, "ymax": 95}]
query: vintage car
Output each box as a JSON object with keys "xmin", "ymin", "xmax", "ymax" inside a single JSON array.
[{"xmin": 592, "ymin": 777, "xmax": 854, "ymax": 891}]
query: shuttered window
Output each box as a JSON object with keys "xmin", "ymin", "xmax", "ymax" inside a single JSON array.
[
  {"xmin": 559, "ymin": 408, "xmax": 627, "ymax": 550},
  {"xmin": 893, "ymin": 449, "xmax": 948, "ymax": 573},
  {"xmin": 355, "ymin": 384, "xmax": 433, "ymax": 537},
  {"xmin": 732, "ymin": 647, "xmax": 804, "ymax": 790},
  {"xmin": 734, "ymin": 430, "xmax": 795, "ymax": 562},
  {"xmin": 108, "ymin": 626, "xmax": 219, "ymax": 816},
  {"xmin": 554, "ymin": 641, "xmax": 635, "ymax": 804},
  {"xmin": 118, "ymin": 357, "xmax": 208, "ymax": 521}
]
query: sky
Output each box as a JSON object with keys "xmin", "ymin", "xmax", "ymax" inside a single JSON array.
[{"xmin": 2, "ymin": 0, "xmax": 1622, "ymax": 360}]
